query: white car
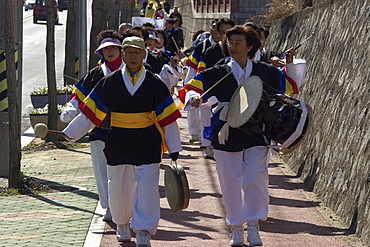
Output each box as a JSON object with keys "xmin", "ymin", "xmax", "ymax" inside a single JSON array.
[{"xmin": 24, "ymin": 0, "xmax": 36, "ymax": 11}]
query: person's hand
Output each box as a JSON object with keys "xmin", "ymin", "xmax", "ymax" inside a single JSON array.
[
  {"xmin": 190, "ymin": 96, "xmax": 201, "ymax": 108},
  {"xmin": 169, "ymin": 56, "xmax": 179, "ymax": 68},
  {"xmin": 175, "ymin": 50, "xmax": 183, "ymax": 58},
  {"xmin": 285, "ymin": 47, "xmax": 296, "ymax": 64},
  {"xmin": 169, "ymin": 152, "xmax": 179, "ymax": 161},
  {"xmin": 269, "ymin": 56, "xmax": 285, "ymax": 67},
  {"xmin": 63, "ymin": 133, "xmax": 74, "ymax": 141}
]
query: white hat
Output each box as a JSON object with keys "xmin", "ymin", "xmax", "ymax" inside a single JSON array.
[
  {"xmin": 95, "ymin": 37, "xmax": 122, "ymax": 53},
  {"xmin": 148, "ymin": 31, "xmax": 160, "ymax": 42}
]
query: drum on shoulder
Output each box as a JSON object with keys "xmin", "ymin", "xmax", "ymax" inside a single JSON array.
[{"xmin": 227, "ymin": 76, "xmax": 312, "ymax": 155}]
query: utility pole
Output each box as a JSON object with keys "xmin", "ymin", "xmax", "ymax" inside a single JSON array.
[
  {"xmin": 0, "ymin": 0, "xmax": 10, "ymax": 178},
  {"xmin": 2, "ymin": 0, "xmax": 23, "ymax": 186}
]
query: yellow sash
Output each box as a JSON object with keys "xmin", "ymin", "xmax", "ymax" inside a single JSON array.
[{"xmin": 110, "ymin": 111, "xmax": 168, "ymax": 152}]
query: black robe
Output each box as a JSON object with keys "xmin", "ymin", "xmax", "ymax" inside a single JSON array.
[
  {"xmin": 76, "ymin": 65, "xmax": 110, "ymax": 141},
  {"xmin": 93, "ymin": 70, "xmax": 175, "ymax": 165},
  {"xmin": 203, "ymin": 43, "xmax": 224, "ymax": 69},
  {"xmin": 146, "ymin": 51, "xmax": 168, "ymax": 74},
  {"xmin": 197, "ymin": 62, "xmax": 281, "ymax": 152},
  {"xmin": 260, "ymin": 50, "xmax": 282, "ymax": 63}
]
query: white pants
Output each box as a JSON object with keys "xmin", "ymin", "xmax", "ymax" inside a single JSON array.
[
  {"xmin": 90, "ymin": 140, "xmax": 109, "ymax": 209},
  {"xmin": 199, "ymin": 104, "xmax": 212, "ymax": 147},
  {"xmin": 214, "ymin": 146, "xmax": 270, "ymax": 226},
  {"xmin": 107, "ymin": 163, "xmax": 160, "ymax": 235},
  {"xmin": 187, "ymin": 108, "xmax": 201, "ymax": 137}
]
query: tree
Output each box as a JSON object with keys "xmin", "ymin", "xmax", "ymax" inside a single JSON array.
[
  {"xmin": 45, "ymin": 0, "xmax": 58, "ymax": 142},
  {"xmin": 88, "ymin": 0, "xmax": 109, "ymax": 69},
  {"xmin": 107, "ymin": 0, "xmax": 119, "ymax": 30},
  {"xmin": 120, "ymin": 0, "xmax": 135, "ymax": 24},
  {"xmin": 63, "ymin": 0, "xmax": 77, "ymax": 86},
  {"xmin": 5, "ymin": 0, "xmax": 22, "ymax": 187}
]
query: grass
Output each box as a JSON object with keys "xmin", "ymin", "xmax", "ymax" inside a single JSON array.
[{"xmin": 0, "ymin": 188, "xmax": 20, "ymax": 196}]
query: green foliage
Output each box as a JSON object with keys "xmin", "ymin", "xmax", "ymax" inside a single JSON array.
[{"xmin": 0, "ymin": 188, "xmax": 20, "ymax": 196}]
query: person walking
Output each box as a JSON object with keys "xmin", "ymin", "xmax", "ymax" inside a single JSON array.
[
  {"xmin": 169, "ymin": 7, "xmax": 182, "ymax": 26},
  {"xmin": 182, "ymin": 25, "xmax": 306, "ymax": 246},
  {"xmin": 144, "ymin": 2, "xmax": 155, "ymax": 18},
  {"xmin": 182, "ymin": 18, "xmax": 235, "ymax": 159},
  {"xmin": 162, "ymin": 0, "xmax": 171, "ymax": 14},
  {"xmin": 164, "ymin": 18, "xmax": 182, "ymax": 59},
  {"xmin": 62, "ymin": 37, "xmax": 182, "ymax": 247},
  {"xmin": 60, "ymin": 30, "xmax": 125, "ymax": 222},
  {"xmin": 154, "ymin": 3, "xmax": 165, "ymax": 19}
]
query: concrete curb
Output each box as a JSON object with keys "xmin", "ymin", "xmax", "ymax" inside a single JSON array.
[{"xmin": 83, "ymin": 202, "xmax": 105, "ymax": 247}]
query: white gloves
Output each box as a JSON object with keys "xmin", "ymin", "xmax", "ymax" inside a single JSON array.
[{"xmin": 60, "ymin": 99, "xmax": 79, "ymax": 123}]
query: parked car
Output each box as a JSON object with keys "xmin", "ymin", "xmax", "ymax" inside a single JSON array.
[
  {"xmin": 24, "ymin": 0, "xmax": 36, "ymax": 11},
  {"xmin": 57, "ymin": 0, "xmax": 68, "ymax": 11},
  {"xmin": 33, "ymin": 0, "xmax": 59, "ymax": 24}
]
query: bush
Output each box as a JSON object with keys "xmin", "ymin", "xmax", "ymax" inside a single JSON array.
[
  {"xmin": 30, "ymin": 85, "xmax": 74, "ymax": 95},
  {"xmin": 29, "ymin": 104, "xmax": 66, "ymax": 114},
  {"xmin": 260, "ymin": 0, "xmax": 295, "ymax": 25}
]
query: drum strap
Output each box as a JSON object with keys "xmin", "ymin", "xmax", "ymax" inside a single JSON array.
[
  {"xmin": 212, "ymin": 102, "xmax": 229, "ymax": 121},
  {"xmin": 213, "ymin": 102, "xmax": 230, "ymax": 145},
  {"xmin": 218, "ymin": 123, "xmax": 230, "ymax": 145}
]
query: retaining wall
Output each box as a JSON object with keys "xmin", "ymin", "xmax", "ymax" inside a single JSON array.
[
  {"xmin": 176, "ymin": 0, "xmax": 370, "ymax": 244},
  {"xmin": 266, "ymin": 0, "xmax": 370, "ymax": 244},
  {"xmin": 174, "ymin": 0, "xmax": 266, "ymax": 47},
  {"xmin": 175, "ymin": 0, "xmax": 370, "ymax": 243}
]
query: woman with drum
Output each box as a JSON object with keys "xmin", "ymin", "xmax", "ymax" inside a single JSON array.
[{"xmin": 182, "ymin": 25, "xmax": 306, "ymax": 246}]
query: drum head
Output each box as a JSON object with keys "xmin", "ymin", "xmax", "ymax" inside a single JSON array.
[
  {"xmin": 227, "ymin": 76, "xmax": 263, "ymax": 128},
  {"xmin": 164, "ymin": 164, "xmax": 189, "ymax": 212}
]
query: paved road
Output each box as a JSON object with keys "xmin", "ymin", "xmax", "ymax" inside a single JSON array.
[
  {"xmin": 21, "ymin": 1, "xmax": 93, "ymax": 134},
  {"xmin": 0, "ymin": 109, "xmax": 364, "ymax": 247},
  {"xmin": 98, "ymin": 114, "xmax": 362, "ymax": 247}
]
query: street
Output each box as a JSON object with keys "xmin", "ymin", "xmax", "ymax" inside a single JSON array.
[{"xmin": 21, "ymin": 1, "xmax": 92, "ymax": 133}]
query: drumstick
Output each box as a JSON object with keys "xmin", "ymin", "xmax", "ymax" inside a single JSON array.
[
  {"xmin": 63, "ymin": 74, "xmax": 79, "ymax": 82},
  {"xmin": 199, "ymin": 69, "xmax": 235, "ymax": 99},
  {"xmin": 279, "ymin": 32, "xmax": 315, "ymax": 66},
  {"xmin": 47, "ymin": 130, "xmax": 65, "ymax": 135},
  {"xmin": 166, "ymin": 68, "xmax": 182, "ymax": 81},
  {"xmin": 171, "ymin": 36, "xmax": 180, "ymax": 52},
  {"xmin": 294, "ymin": 32, "xmax": 315, "ymax": 50},
  {"xmin": 34, "ymin": 123, "xmax": 69, "ymax": 139}
]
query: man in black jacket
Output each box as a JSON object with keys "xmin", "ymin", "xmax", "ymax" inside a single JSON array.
[{"xmin": 164, "ymin": 18, "xmax": 182, "ymax": 56}]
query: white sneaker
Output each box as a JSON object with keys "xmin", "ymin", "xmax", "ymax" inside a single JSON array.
[
  {"xmin": 204, "ymin": 146, "xmax": 214, "ymax": 159},
  {"xmin": 136, "ymin": 230, "xmax": 151, "ymax": 247},
  {"xmin": 247, "ymin": 221, "xmax": 263, "ymax": 246},
  {"xmin": 102, "ymin": 208, "xmax": 112, "ymax": 222},
  {"xmin": 116, "ymin": 223, "xmax": 131, "ymax": 242},
  {"xmin": 229, "ymin": 225, "xmax": 244, "ymax": 246}
]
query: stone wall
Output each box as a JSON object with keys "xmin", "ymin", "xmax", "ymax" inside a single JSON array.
[
  {"xmin": 175, "ymin": 0, "xmax": 229, "ymax": 48},
  {"xmin": 266, "ymin": 0, "xmax": 370, "ymax": 244},
  {"xmin": 174, "ymin": 0, "xmax": 266, "ymax": 47},
  {"xmin": 230, "ymin": 0, "xmax": 267, "ymax": 24}
]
